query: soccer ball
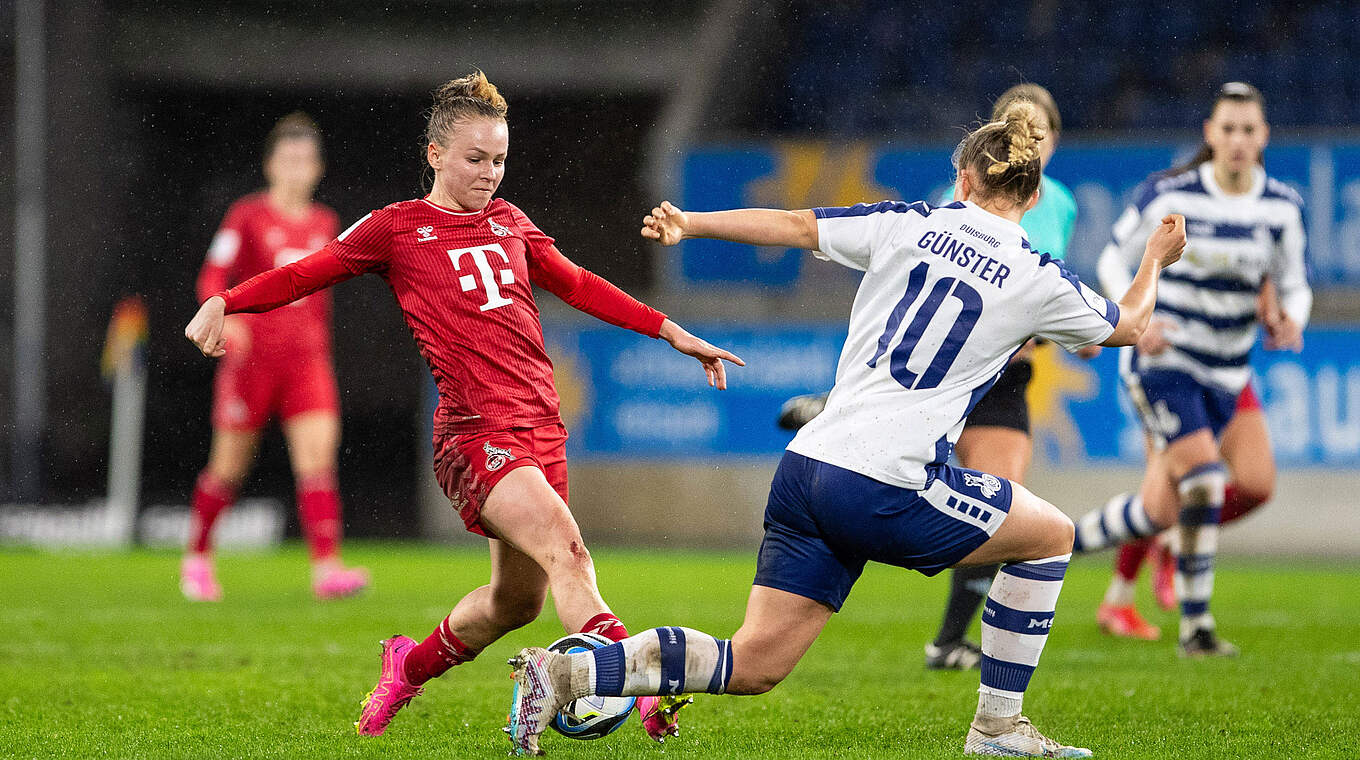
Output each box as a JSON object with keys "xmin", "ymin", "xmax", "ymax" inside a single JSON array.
[{"xmin": 547, "ymin": 632, "xmax": 636, "ymax": 740}]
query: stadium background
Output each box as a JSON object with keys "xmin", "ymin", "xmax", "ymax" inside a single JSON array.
[{"xmin": 2, "ymin": 0, "xmax": 1359, "ymax": 555}]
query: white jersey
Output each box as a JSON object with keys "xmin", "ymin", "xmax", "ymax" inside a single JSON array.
[
  {"xmin": 788, "ymin": 200, "xmax": 1119, "ymax": 489},
  {"xmin": 1097, "ymin": 163, "xmax": 1311, "ymax": 393}
]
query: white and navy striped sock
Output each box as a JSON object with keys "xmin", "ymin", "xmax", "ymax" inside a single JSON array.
[
  {"xmin": 978, "ymin": 554, "xmax": 1069, "ymax": 718},
  {"xmin": 1072, "ymin": 492, "xmax": 1157, "ymax": 553},
  {"xmin": 1176, "ymin": 463, "xmax": 1227, "ymax": 633},
  {"xmin": 587, "ymin": 627, "xmax": 732, "ymax": 697}
]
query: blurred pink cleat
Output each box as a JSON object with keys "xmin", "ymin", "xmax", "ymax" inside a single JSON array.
[
  {"xmin": 637, "ymin": 694, "xmax": 693, "ymax": 743},
  {"xmin": 180, "ymin": 553, "xmax": 222, "ymax": 602},
  {"xmin": 356, "ymin": 636, "xmax": 423, "ymax": 736},
  {"xmin": 314, "ymin": 564, "xmax": 370, "ymax": 600}
]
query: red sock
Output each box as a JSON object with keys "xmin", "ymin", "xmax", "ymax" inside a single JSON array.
[
  {"xmin": 404, "ymin": 617, "xmax": 478, "ymax": 686},
  {"xmin": 188, "ymin": 471, "xmax": 237, "ymax": 554},
  {"xmin": 580, "ymin": 612, "xmax": 630, "ymax": 642},
  {"xmin": 1219, "ymin": 483, "xmax": 1266, "ymax": 525},
  {"xmin": 1114, "ymin": 537, "xmax": 1153, "ymax": 582},
  {"xmin": 297, "ymin": 471, "xmax": 342, "ymax": 562}
]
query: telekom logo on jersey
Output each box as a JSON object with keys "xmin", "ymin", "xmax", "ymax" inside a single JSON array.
[{"xmin": 448, "ymin": 243, "xmax": 515, "ymax": 311}]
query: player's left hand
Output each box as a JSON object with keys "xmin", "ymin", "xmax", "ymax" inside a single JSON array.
[
  {"xmin": 658, "ymin": 319, "xmax": 745, "ymax": 390},
  {"xmin": 641, "ymin": 201, "xmax": 689, "ymax": 246}
]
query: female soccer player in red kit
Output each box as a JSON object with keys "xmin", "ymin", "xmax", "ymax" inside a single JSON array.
[
  {"xmin": 184, "ymin": 72, "xmax": 743, "ymax": 741},
  {"xmin": 183, "ymin": 112, "xmax": 370, "ymax": 602}
]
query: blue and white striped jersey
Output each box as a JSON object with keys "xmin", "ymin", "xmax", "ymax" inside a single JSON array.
[
  {"xmin": 788, "ymin": 200, "xmax": 1119, "ymax": 489},
  {"xmin": 1097, "ymin": 162, "xmax": 1311, "ymax": 393}
]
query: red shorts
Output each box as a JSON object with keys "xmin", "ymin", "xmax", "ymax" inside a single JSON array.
[
  {"xmin": 1235, "ymin": 381, "xmax": 1261, "ymax": 413},
  {"xmin": 212, "ymin": 350, "xmax": 340, "ymax": 431},
  {"xmin": 433, "ymin": 423, "xmax": 569, "ymax": 538}
]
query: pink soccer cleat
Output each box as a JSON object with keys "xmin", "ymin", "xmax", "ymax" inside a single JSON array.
[
  {"xmin": 1096, "ymin": 602, "xmax": 1161, "ymax": 641},
  {"xmin": 180, "ymin": 553, "xmax": 222, "ymax": 602},
  {"xmin": 637, "ymin": 694, "xmax": 693, "ymax": 743},
  {"xmin": 356, "ymin": 636, "xmax": 423, "ymax": 736},
  {"xmin": 314, "ymin": 564, "xmax": 370, "ymax": 600}
]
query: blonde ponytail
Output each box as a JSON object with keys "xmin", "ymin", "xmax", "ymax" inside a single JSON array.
[
  {"xmin": 955, "ymin": 99, "xmax": 1046, "ymax": 204},
  {"xmin": 988, "ymin": 100, "xmax": 1045, "ymax": 174}
]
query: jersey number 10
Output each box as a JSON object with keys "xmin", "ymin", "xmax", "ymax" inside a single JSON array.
[{"xmin": 868, "ymin": 261, "xmax": 983, "ymax": 390}]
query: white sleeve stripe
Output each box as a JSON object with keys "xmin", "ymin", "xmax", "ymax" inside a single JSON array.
[
  {"xmin": 337, "ymin": 213, "xmax": 373, "ymax": 242},
  {"xmin": 207, "ymin": 229, "xmax": 241, "ymax": 266}
]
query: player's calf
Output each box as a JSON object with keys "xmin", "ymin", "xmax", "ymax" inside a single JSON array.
[
  {"xmin": 1175, "ymin": 463, "xmax": 1226, "ymax": 643},
  {"xmin": 1072, "ymin": 492, "xmax": 1160, "ymax": 553}
]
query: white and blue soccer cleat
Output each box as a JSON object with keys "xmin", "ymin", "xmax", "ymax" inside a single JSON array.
[
  {"xmin": 964, "ymin": 714, "xmax": 1093, "ymax": 757},
  {"xmin": 507, "ymin": 647, "xmax": 570, "ymax": 756}
]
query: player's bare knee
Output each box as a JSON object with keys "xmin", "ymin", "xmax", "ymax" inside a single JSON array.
[
  {"xmin": 1051, "ymin": 513, "xmax": 1075, "ymax": 556},
  {"xmin": 555, "ymin": 538, "xmax": 595, "ymax": 576},
  {"xmin": 1026, "ymin": 499, "xmax": 1073, "ymax": 557}
]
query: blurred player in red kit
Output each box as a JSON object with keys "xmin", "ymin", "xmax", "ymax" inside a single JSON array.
[
  {"xmin": 182, "ymin": 112, "xmax": 370, "ymax": 602},
  {"xmin": 184, "ymin": 71, "xmax": 742, "ymax": 741}
]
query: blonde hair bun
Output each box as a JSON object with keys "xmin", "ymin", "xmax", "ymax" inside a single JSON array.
[
  {"xmin": 434, "ymin": 70, "xmax": 508, "ymax": 117},
  {"xmin": 982, "ymin": 100, "xmax": 1045, "ymax": 175}
]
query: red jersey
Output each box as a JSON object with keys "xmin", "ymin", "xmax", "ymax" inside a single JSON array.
[
  {"xmin": 217, "ymin": 197, "xmax": 666, "ymax": 434},
  {"xmin": 197, "ymin": 193, "xmax": 339, "ymax": 356}
]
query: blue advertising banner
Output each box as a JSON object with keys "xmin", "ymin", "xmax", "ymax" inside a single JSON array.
[
  {"xmin": 545, "ymin": 324, "xmax": 845, "ymax": 458},
  {"xmin": 679, "ymin": 139, "xmax": 1360, "ymax": 288},
  {"xmin": 545, "ymin": 325, "xmax": 1360, "ymax": 469}
]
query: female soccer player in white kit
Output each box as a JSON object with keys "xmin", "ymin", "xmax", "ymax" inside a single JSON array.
[
  {"xmin": 506, "ymin": 101, "xmax": 1187, "ymax": 757},
  {"xmin": 1067, "ymin": 82, "xmax": 1310, "ymax": 657}
]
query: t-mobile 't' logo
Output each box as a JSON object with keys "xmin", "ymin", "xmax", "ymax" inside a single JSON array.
[{"xmin": 448, "ymin": 243, "xmax": 515, "ymax": 311}]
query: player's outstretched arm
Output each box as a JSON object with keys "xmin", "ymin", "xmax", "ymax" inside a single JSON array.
[
  {"xmin": 642, "ymin": 201, "xmax": 818, "ymax": 251},
  {"xmin": 184, "ymin": 248, "xmax": 358, "ymax": 358},
  {"xmin": 1103, "ymin": 213, "xmax": 1186, "ymax": 347},
  {"xmin": 658, "ymin": 319, "xmax": 746, "ymax": 390}
]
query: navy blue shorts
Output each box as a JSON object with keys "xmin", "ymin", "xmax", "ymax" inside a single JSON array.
[
  {"xmin": 1126, "ymin": 369, "xmax": 1237, "ymax": 446},
  {"xmin": 752, "ymin": 451, "xmax": 1013, "ymax": 611}
]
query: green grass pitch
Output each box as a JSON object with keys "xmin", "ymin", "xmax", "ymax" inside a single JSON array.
[{"xmin": 2, "ymin": 543, "xmax": 1358, "ymax": 758}]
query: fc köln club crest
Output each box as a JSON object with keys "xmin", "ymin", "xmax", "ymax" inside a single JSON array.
[{"xmin": 483, "ymin": 442, "xmax": 516, "ymax": 471}]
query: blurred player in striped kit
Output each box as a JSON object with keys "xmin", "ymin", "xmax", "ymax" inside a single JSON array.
[
  {"xmin": 1070, "ymin": 83, "xmax": 1310, "ymax": 656},
  {"xmin": 508, "ymin": 100, "xmax": 1187, "ymax": 757},
  {"xmin": 185, "ymin": 71, "xmax": 740, "ymax": 742},
  {"xmin": 778, "ymin": 84, "xmax": 1089, "ymax": 671},
  {"xmin": 182, "ymin": 113, "xmax": 370, "ymax": 601}
]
